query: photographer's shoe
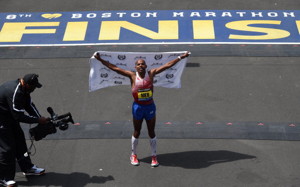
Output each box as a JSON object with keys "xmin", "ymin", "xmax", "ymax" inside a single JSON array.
[
  {"xmin": 23, "ymin": 165, "xmax": 45, "ymax": 176},
  {"xmin": 0, "ymin": 180, "xmax": 16, "ymax": 187}
]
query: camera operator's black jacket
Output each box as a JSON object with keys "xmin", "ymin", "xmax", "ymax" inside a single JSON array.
[{"xmin": 0, "ymin": 79, "xmax": 41, "ymax": 123}]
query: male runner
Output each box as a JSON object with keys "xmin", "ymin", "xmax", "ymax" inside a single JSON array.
[{"xmin": 94, "ymin": 51, "xmax": 190, "ymax": 167}]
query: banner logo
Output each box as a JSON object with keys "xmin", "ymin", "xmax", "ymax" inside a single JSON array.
[
  {"xmin": 117, "ymin": 55, "xmax": 126, "ymax": 60},
  {"xmin": 154, "ymin": 55, "xmax": 163, "ymax": 60}
]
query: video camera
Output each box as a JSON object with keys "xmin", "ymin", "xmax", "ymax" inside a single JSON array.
[{"xmin": 29, "ymin": 107, "xmax": 74, "ymax": 141}]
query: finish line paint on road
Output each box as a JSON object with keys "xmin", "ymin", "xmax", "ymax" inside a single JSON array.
[{"xmin": 0, "ymin": 10, "xmax": 300, "ymax": 46}]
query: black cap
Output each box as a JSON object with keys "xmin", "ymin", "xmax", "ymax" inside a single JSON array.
[{"xmin": 23, "ymin": 74, "xmax": 42, "ymax": 88}]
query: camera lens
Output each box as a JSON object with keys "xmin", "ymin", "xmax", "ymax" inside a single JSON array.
[{"xmin": 58, "ymin": 122, "xmax": 69, "ymax": 131}]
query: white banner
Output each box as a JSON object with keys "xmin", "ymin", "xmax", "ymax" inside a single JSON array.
[{"xmin": 89, "ymin": 51, "xmax": 189, "ymax": 92}]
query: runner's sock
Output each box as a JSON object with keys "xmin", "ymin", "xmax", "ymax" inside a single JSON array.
[
  {"xmin": 131, "ymin": 136, "xmax": 138, "ymax": 155},
  {"xmin": 150, "ymin": 137, "xmax": 157, "ymax": 156}
]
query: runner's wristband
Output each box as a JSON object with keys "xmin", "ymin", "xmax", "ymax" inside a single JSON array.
[{"xmin": 177, "ymin": 56, "xmax": 182, "ymax": 60}]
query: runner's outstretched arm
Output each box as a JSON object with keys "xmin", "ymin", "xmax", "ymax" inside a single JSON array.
[
  {"xmin": 94, "ymin": 52, "xmax": 134, "ymax": 78},
  {"xmin": 152, "ymin": 51, "xmax": 190, "ymax": 75}
]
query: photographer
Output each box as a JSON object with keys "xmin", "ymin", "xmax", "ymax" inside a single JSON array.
[{"xmin": 0, "ymin": 74, "xmax": 50, "ymax": 187}]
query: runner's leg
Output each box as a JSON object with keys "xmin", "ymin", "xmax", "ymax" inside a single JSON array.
[
  {"xmin": 146, "ymin": 116, "xmax": 159, "ymax": 166},
  {"xmin": 133, "ymin": 118, "xmax": 143, "ymax": 138},
  {"xmin": 146, "ymin": 116, "xmax": 157, "ymax": 155},
  {"xmin": 130, "ymin": 118, "xmax": 143, "ymax": 165},
  {"xmin": 131, "ymin": 118, "xmax": 143, "ymax": 155},
  {"xmin": 146, "ymin": 116, "xmax": 156, "ymax": 139}
]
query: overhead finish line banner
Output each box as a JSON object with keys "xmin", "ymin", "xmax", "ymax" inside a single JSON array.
[{"xmin": 0, "ymin": 10, "xmax": 300, "ymax": 46}]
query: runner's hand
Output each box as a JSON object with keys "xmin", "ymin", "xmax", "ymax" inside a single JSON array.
[
  {"xmin": 180, "ymin": 51, "xmax": 190, "ymax": 59},
  {"xmin": 94, "ymin": 52, "xmax": 100, "ymax": 60}
]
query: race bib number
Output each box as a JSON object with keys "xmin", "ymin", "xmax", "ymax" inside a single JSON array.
[{"xmin": 137, "ymin": 89, "xmax": 153, "ymax": 101}]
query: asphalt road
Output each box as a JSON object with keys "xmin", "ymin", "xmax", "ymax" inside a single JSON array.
[{"xmin": 1, "ymin": 0, "xmax": 300, "ymax": 186}]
